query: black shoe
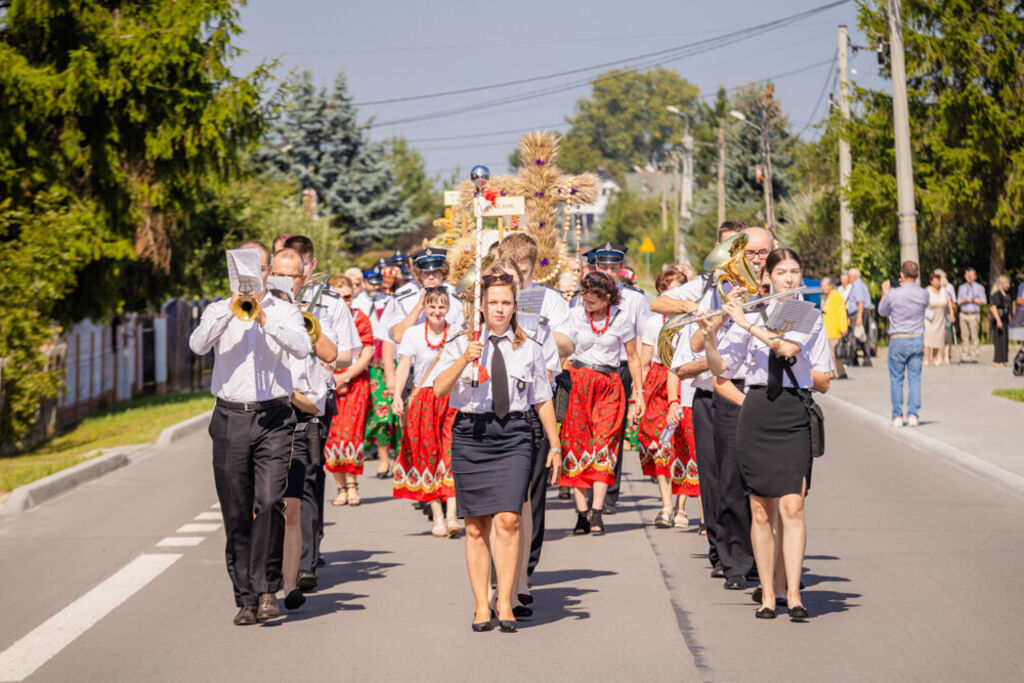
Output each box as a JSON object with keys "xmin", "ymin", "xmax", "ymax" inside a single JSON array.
[
  {"xmin": 751, "ymin": 587, "xmax": 787, "ymax": 606},
  {"xmin": 316, "ymin": 556, "xmax": 326, "ymax": 567},
  {"xmin": 375, "ymin": 470, "xmax": 391, "ymax": 479},
  {"xmin": 296, "ymin": 570, "xmax": 317, "ymax": 592},
  {"xmin": 518, "ymin": 593, "xmax": 533, "ymax": 605},
  {"xmin": 471, "ymin": 616, "xmax": 495, "ymax": 632},
  {"xmin": 788, "ymin": 605, "xmax": 809, "ymax": 620},
  {"xmin": 284, "ymin": 588, "xmax": 306, "ymax": 610},
  {"xmin": 233, "ymin": 605, "xmax": 258, "ymax": 626},
  {"xmin": 724, "ymin": 576, "xmax": 746, "ymax": 590},
  {"xmin": 601, "ymin": 503, "xmax": 617, "ymax": 515},
  {"xmin": 710, "ymin": 564, "xmax": 726, "ymax": 579},
  {"xmin": 512, "ymin": 605, "xmax": 533, "ymax": 619},
  {"xmin": 498, "ymin": 619, "xmax": 518, "ymax": 633},
  {"xmin": 573, "ymin": 510, "xmax": 591, "ymax": 535},
  {"xmin": 755, "ymin": 606, "xmax": 777, "ymax": 619},
  {"xmin": 558, "ymin": 487, "xmax": 571, "ymax": 500},
  {"xmin": 589, "ymin": 509, "xmax": 605, "ymax": 534},
  {"xmin": 697, "ymin": 522, "xmax": 707, "ymax": 535}
]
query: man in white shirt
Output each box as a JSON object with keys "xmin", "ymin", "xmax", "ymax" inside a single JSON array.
[{"xmin": 189, "ymin": 240, "xmax": 311, "ymax": 626}]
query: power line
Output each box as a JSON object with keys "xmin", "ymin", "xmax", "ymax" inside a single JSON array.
[
  {"xmin": 400, "ymin": 123, "xmax": 568, "ymax": 144},
  {"xmin": 801, "ymin": 55, "xmax": 839, "ymax": 132},
  {"xmin": 355, "ymin": 0, "xmax": 851, "ymax": 108}
]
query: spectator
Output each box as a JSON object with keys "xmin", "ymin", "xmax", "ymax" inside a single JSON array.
[
  {"xmin": 934, "ymin": 269, "xmax": 956, "ymax": 364},
  {"xmin": 1016, "ymin": 280, "xmax": 1024, "ymax": 310},
  {"xmin": 837, "ymin": 272, "xmax": 852, "ymax": 302},
  {"xmin": 989, "ymin": 275, "xmax": 1012, "ymax": 368},
  {"xmin": 820, "ymin": 277, "xmax": 849, "ymax": 379},
  {"xmin": 845, "ymin": 267, "xmax": 873, "ymax": 367},
  {"xmin": 923, "ymin": 272, "xmax": 955, "ymax": 366},
  {"xmin": 878, "ymin": 261, "xmax": 930, "ymax": 427},
  {"xmin": 957, "ymin": 268, "xmax": 986, "ymax": 363}
]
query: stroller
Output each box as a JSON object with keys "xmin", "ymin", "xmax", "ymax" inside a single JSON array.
[{"xmin": 1009, "ymin": 307, "xmax": 1024, "ymax": 376}]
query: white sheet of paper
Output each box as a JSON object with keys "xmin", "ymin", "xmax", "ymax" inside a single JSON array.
[
  {"xmin": 226, "ymin": 249, "xmax": 262, "ymax": 293},
  {"xmin": 517, "ymin": 287, "xmax": 546, "ymax": 315},
  {"xmin": 266, "ymin": 276, "xmax": 294, "ymax": 301},
  {"xmin": 765, "ymin": 299, "xmax": 818, "ymax": 335}
]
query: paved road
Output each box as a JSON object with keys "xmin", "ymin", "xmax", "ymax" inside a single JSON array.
[{"xmin": 1, "ymin": 404, "xmax": 1022, "ymax": 682}]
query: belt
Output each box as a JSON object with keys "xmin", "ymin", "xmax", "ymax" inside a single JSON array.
[
  {"xmin": 456, "ymin": 411, "xmax": 526, "ymax": 422},
  {"xmin": 571, "ymin": 360, "xmax": 618, "ymax": 375},
  {"xmin": 890, "ymin": 333, "xmax": 923, "ymax": 338},
  {"xmin": 216, "ymin": 396, "xmax": 291, "ymax": 412},
  {"xmin": 730, "ymin": 377, "xmax": 745, "ymax": 388}
]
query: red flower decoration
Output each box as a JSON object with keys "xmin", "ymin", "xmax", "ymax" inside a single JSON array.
[{"xmin": 483, "ymin": 188, "xmax": 500, "ymax": 206}]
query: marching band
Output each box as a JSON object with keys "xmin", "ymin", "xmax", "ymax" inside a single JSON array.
[{"xmin": 196, "ymin": 217, "xmax": 830, "ymax": 629}]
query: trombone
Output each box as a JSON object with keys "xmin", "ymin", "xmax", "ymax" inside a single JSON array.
[{"xmin": 297, "ymin": 273, "xmax": 329, "ymax": 345}]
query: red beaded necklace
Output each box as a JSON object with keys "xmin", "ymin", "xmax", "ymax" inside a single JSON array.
[
  {"xmin": 588, "ymin": 309, "xmax": 611, "ymax": 335},
  {"xmin": 425, "ymin": 322, "xmax": 448, "ymax": 350}
]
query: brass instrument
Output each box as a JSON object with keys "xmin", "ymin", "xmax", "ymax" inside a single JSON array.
[
  {"xmin": 297, "ymin": 273, "xmax": 329, "ymax": 345},
  {"xmin": 232, "ymin": 280, "xmax": 261, "ymax": 322},
  {"xmin": 655, "ymin": 234, "xmax": 759, "ymax": 367}
]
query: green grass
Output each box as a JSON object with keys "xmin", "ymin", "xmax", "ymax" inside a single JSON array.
[
  {"xmin": 0, "ymin": 391, "xmax": 213, "ymax": 493},
  {"xmin": 993, "ymin": 388, "xmax": 1024, "ymax": 404}
]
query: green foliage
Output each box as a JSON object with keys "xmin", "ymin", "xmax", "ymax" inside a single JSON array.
[
  {"xmin": 597, "ymin": 191, "xmax": 675, "ymax": 274},
  {"xmin": 386, "ymin": 136, "xmax": 446, "ymax": 250}
]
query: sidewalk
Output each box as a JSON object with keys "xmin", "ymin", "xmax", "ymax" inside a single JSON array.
[{"xmin": 822, "ymin": 343, "xmax": 1024, "ymax": 487}]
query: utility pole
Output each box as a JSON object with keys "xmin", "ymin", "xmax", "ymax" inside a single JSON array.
[
  {"xmin": 681, "ymin": 131, "xmax": 694, "ymax": 219},
  {"xmin": 887, "ymin": 0, "xmax": 919, "ymax": 269},
  {"xmin": 672, "ymin": 152, "xmax": 681, "ymax": 248},
  {"xmin": 838, "ymin": 25, "xmax": 854, "ymax": 267},
  {"xmin": 660, "ymin": 166, "xmax": 668, "ymax": 234},
  {"xmin": 756, "ymin": 92, "xmax": 777, "ymax": 236},
  {"xmin": 717, "ymin": 127, "xmax": 726, "ymax": 225}
]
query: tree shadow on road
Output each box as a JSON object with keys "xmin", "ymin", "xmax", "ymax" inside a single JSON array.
[
  {"xmin": 530, "ymin": 568, "xmax": 617, "ymax": 586},
  {"xmin": 801, "ymin": 559, "xmax": 859, "ymax": 616},
  {"xmin": 523, "ymin": 585, "xmax": 599, "ymax": 627},
  {"xmin": 316, "ymin": 549, "xmax": 401, "ymax": 591},
  {"xmin": 280, "ymin": 592, "xmax": 370, "ymax": 624}
]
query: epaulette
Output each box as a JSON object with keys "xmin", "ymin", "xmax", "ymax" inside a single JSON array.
[
  {"xmin": 623, "ymin": 282, "xmax": 643, "ymax": 293},
  {"xmin": 394, "ymin": 283, "xmax": 418, "ymax": 301},
  {"xmin": 321, "ymin": 289, "xmax": 340, "ymax": 300}
]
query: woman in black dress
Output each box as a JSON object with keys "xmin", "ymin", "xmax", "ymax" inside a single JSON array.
[
  {"xmin": 434, "ymin": 264, "xmax": 561, "ymax": 633},
  {"xmin": 989, "ymin": 275, "xmax": 1011, "ymax": 367}
]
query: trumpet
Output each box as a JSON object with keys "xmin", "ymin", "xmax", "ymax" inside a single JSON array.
[
  {"xmin": 297, "ymin": 273, "xmax": 329, "ymax": 345},
  {"xmin": 232, "ymin": 281, "xmax": 261, "ymax": 322}
]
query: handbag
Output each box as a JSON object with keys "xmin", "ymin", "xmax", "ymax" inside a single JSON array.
[
  {"xmin": 783, "ymin": 363, "xmax": 826, "ymax": 458},
  {"xmin": 553, "ymin": 368, "xmax": 572, "ymax": 422}
]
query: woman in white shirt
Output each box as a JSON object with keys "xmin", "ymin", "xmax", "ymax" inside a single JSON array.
[
  {"xmin": 638, "ymin": 269, "xmax": 699, "ymax": 528},
  {"xmin": 434, "ymin": 264, "xmax": 561, "ymax": 633},
  {"xmin": 392, "ymin": 288, "xmax": 461, "ymax": 539},
  {"xmin": 700, "ymin": 248, "xmax": 832, "ymax": 621},
  {"xmin": 557, "ymin": 271, "xmax": 643, "ymax": 535}
]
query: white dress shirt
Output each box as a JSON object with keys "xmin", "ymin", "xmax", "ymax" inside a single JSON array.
[
  {"xmin": 640, "ymin": 315, "xmax": 665, "ymax": 366},
  {"xmin": 396, "ymin": 322, "xmax": 450, "ymax": 389},
  {"xmin": 670, "ymin": 287, "xmax": 716, "ymax": 392},
  {"xmin": 441, "ymin": 328, "xmax": 552, "ymax": 413},
  {"xmin": 663, "ymin": 276, "xmax": 711, "ymax": 302},
  {"xmin": 569, "ymin": 305, "xmax": 635, "ymax": 368},
  {"xmin": 351, "ymin": 290, "xmax": 373, "ymax": 318},
  {"xmin": 380, "ymin": 282, "xmax": 465, "ymax": 343},
  {"xmin": 518, "ymin": 312, "xmax": 562, "ymax": 376},
  {"xmin": 717, "ymin": 303, "xmax": 833, "ymax": 389},
  {"xmin": 531, "ymin": 283, "xmax": 572, "ymax": 337},
  {"xmin": 189, "ymin": 294, "xmax": 310, "ymax": 402},
  {"xmin": 290, "ymin": 353, "xmax": 331, "ymax": 416},
  {"xmin": 310, "ymin": 291, "xmax": 362, "ymax": 352},
  {"xmin": 616, "ymin": 285, "xmax": 650, "ymax": 362}
]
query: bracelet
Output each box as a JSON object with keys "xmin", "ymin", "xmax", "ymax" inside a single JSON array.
[
  {"xmin": 549, "ymin": 447, "xmax": 562, "ymax": 453},
  {"xmin": 770, "ymin": 336, "xmax": 783, "ymax": 352},
  {"xmin": 667, "ymin": 399, "xmax": 679, "ymax": 407}
]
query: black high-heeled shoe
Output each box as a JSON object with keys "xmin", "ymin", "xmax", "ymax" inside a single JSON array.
[
  {"xmin": 512, "ymin": 605, "xmax": 532, "ymax": 619},
  {"xmin": 498, "ymin": 618, "xmax": 518, "ymax": 633},
  {"xmin": 787, "ymin": 605, "xmax": 809, "ymax": 620},
  {"xmin": 755, "ymin": 606, "xmax": 777, "ymax": 619},
  {"xmin": 589, "ymin": 508, "xmax": 604, "ymax": 534},
  {"xmin": 573, "ymin": 510, "xmax": 591, "ymax": 535},
  {"xmin": 471, "ymin": 611, "xmax": 495, "ymax": 632}
]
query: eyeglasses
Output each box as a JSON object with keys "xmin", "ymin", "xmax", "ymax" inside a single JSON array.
[
  {"xmin": 744, "ymin": 249, "xmax": 770, "ymax": 259},
  {"xmin": 481, "ymin": 273, "xmax": 514, "ymax": 285},
  {"xmin": 270, "ymin": 271, "xmax": 303, "ymax": 280}
]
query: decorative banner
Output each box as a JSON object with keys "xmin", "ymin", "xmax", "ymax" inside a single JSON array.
[
  {"xmin": 477, "ymin": 195, "xmax": 525, "ymax": 217},
  {"xmin": 443, "ymin": 190, "xmax": 461, "ymax": 206}
]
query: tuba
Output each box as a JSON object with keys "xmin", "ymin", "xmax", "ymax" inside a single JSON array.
[
  {"xmin": 655, "ymin": 234, "xmax": 760, "ymax": 367},
  {"xmin": 232, "ymin": 280, "xmax": 261, "ymax": 322},
  {"xmin": 297, "ymin": 273, "xmax": 329, "ymax": 345}
]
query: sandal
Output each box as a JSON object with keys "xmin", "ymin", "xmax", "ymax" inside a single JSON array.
[
  {"xmin": 653, "ymin": 508, "xmax": 673, "ymax": 528},
  {"xmin": 431, "ymin": 521, "xmax": 448, "ymax": 538},
  {"xmin": 346, "ymin": 483, "xmax": 360, "ymax": 506},
  {"xmin": 673, "ymin": 509, "xmax": 689, "ymax": 529},
  {"xmin": 589, "ymin": 508, "xmax": 604, "ymax": 534},
  {"xmin": 446, "ymin": 519, "xmax": 463, "ymax": 538},
  {"xmin": 331, "ymin": 487, "xmax": 348, "ymax": 507},
  {"xmin": 572, "ymin": 510, "xmax": 591, "ymax": 535},
  {"xmin": 698, "ymin": 522, "xmax": 707, "ymax": 536}
]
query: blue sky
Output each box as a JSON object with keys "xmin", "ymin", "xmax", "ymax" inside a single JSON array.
[{"xmin": 233, "ymin": 0, "xmax": 889, "ymax": 179}]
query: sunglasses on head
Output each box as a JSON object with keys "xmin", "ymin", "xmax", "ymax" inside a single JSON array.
[
  {"xmin": 424, "ymin": 286, "xmax": 447, "ymax": 294},
  {"xmin": 583, "ymin": 273, "xmax": 608, "ymax": 286},
  {"xmin": 481, "ymin": 273, "xmax": 514, "ymax": 285}
]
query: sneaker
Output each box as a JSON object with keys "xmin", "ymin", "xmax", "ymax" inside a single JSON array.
[
  {"xmin": 892, "ymin": 416, "xmax": 904, "ymax": 427},
  {"xmin": 906, "ymin": 414, "xmax": 919, "ymax": 427}
]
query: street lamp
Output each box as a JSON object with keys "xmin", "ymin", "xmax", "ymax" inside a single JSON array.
[{"xmin": 730, "ymin": 109, "xmax": 776, "ymax": 236}]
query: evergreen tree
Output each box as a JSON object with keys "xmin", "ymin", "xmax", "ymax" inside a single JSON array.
[{"xmin": 262, "ymin": 71, "xmax": 413, "ymax": 247}]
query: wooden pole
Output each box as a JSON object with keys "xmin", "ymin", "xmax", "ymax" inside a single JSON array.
[{"xmin": 717, "ymin": 127, "xmax": 726, "ymax": 226}]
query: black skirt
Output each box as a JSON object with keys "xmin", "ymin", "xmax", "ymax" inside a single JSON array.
[
  {"xmin": 735, "ymin": 387, "xmax": 812, "ymax": 498},
  {"xmin": 451, "ymin": 412, "xmax": 533, "ymax": 518}
]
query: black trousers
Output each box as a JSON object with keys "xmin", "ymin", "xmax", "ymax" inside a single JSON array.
[
  {"xmin": 691, "ymin": 389, "xmax": 719, "ymax": 567},
  {"xmin": 847, "ymin": 311, "xmax": 873, "ymax": 365},
  {"xmin": 524, "ymin": 407, "xmax": 549, "ymax": 577},
  {"xmin": 711, "ymin": 387, "xmax": 755, "ymax": 580},
  {"xmin": 605, "ymin": 360, "xmax": 633, "ymax": 507},
  {"xmin": 210, "ymin": 401, "xmax": 295, "ymax": 607},
  {"xmin": 300, "ymin": 396, "xmax": 334, "ymax": 574}
]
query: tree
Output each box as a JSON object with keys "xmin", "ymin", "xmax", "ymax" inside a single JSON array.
[
  {"xmin": 0, "ymin": 1, "xmax": 271, "ymax": 447},
  {"xmin": 261, "ymin": 71, "xmax": 414, "ymax": 248},
  {"xmin": 848, "ymin": 0, "xmax": 1024, "ymax": 287},
  {"xmin": 386, "ymin": 137, "xmax": 443, "ymax": 250}
]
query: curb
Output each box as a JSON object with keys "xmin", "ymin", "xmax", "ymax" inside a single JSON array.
[
  {"xmin": 0, "ymin": 409, "xmax": 213, "ymax": 520},
  {"xmin": 818, "ymin": 394, "xmax": 1024, "ymax": 499}
]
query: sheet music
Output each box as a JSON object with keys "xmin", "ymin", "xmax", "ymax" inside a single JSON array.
[
  {"xmin": 226, "ymin": 249, "xmax": 262, "ymax": 293},
  {"xmin": 266, "ymin": 276, "xmax": 294, "ymax": 302},
  {"xmin": 765, "ymin": 299, "xmax": 818, "ymax": 335},
  {"xmin": 518, "ymin": 287, "xmax": 546, "ymax": 315}
]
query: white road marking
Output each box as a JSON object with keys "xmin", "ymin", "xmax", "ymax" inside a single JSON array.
[
  {"xmin": 0, "ymin": 553, "xmax": 182, "ymax": 682},
  {"xmin": 193, "ymin": 512, "xmax": 221, "ymax": 521},
  {"xmin": 175, "ymin": 523, "xmax": 220, "ymax": 533},
  {"xmin": 211, "ymin": 502, "xmax": 221, "ymax": 509},
  {"xmin": 155, "ymin": 536, "xmax": 206, "ymax": 548}
]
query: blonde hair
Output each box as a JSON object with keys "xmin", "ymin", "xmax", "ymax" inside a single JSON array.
[{"xmin": 479, "ymin": 262, "xmax": 527, "ymax": 349}]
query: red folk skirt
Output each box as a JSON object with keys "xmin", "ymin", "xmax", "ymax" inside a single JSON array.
[
  {"xmin": 392, "ymin": 386, "xmax": 456, "ymax": 502},
  {"xmin": 324, "ymin": 372, "xmax": 371, "ymax": 474},
  {"xmin": 637, "ymin": 363, "xmax": 700, "ymax": 496},
  {"xmin": 557, "ymin": 365, "xmax": 626, "ymax": 488}
]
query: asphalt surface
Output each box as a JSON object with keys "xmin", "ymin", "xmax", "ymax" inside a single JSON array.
[{"xmin": 1, "ymin": 405, "xmax": 1022, "ymax": 682}]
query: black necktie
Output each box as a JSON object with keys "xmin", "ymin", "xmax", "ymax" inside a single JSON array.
[
  {"xmin": 767, "ymin": 351, "xmax": 794, "ymax": 400},
  {"xmin": 489, "ymin": 336, "xmax": 509, "ymax": 419}
]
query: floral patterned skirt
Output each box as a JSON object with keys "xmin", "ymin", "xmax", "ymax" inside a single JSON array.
[
  {"xmin": 392, "ymin": 386, "xmax": 456, "ymax": 502},
  {"xmin": 557, "ymin": 365, "xmax": 626, "ymax": 488},
  {"xmin": 363, "ymin": 365, "xmax": 400, "ymax": 452},
  {"xmin": 637, "ymin": 364, "xmax": 699, "ymax": 496},
  {"xmin": 324, "ymin": 372, "xmax": 371, "ymax": 474}
]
